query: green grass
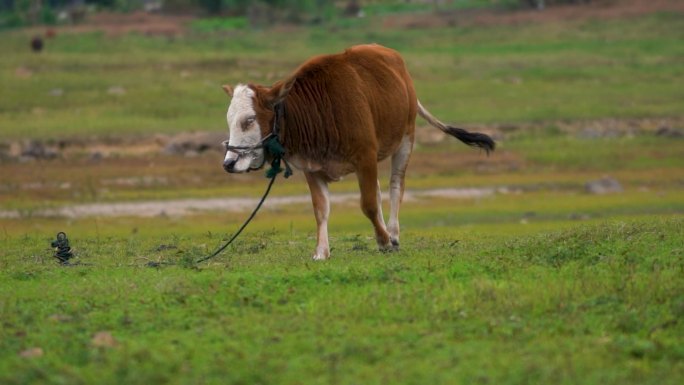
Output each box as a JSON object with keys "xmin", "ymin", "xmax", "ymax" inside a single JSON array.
[
  {"xmin": 1, "ymin": 218, "xmax": 682, "ymax": 384},
  {"xmin": 190, "ymin": 17, "xmax": 250, "ymax": 32},
  {"xmin": 360, "ymin": 0, "xmax": 519, "ymax": 16},
  {"xmin": 1, "ymin": 13, "xmax": 683, "ymax": 139},
  {"xmin": 1, "ymin": 8, "xmax": 683, "ymax": 384}
]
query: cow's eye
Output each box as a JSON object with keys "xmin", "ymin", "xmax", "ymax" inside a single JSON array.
[{"xmin": 242, "ymin": 117, "xmax": 256, "ymax": 130}]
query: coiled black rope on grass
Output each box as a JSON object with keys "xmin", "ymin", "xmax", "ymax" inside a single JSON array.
[{"xmin": 51, "ymin": 232, "xmax": 73, "ymax": 265}]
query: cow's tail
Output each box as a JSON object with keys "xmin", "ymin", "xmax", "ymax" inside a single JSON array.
[{"xmin": 417, "ymin": 100, "xmax": 495, "ymax": 154}]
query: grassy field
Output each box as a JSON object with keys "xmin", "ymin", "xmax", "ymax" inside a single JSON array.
[
  {"xmin": 1, "ymin": 12, "xmax": 683, "ymax": 139},
  {"xmin": 1, "ymin": 218, "xmax": 683, "ymax": 384},
  {"xmin": 1, "ymin": 4, "xmax": 683, "ymax": 385}
]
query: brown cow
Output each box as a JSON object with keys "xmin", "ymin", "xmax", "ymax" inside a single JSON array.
[{"xmin": 221, "ymin": 44, "xmax": 494, "ymax": 260}]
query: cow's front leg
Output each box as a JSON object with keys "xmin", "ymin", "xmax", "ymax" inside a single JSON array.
[
  {"xmin": 387, "ymin": 134, "xmax": 413, "ymax": 250},
  {"xmin": 305, "ymin": 172, "xmax": 330, "ymax": 260},
  {"xmin": 356, "ymin": 159, "xmax": 392, "ymax": 251}
]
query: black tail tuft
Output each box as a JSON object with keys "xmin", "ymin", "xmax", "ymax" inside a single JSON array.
[{"xmin": 445, "ymin": 126, "xmax": 496, "ymax": 155}]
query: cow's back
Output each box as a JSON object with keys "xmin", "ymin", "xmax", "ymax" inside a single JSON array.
[{"xmin": 344, "ymin": 45, "xmax": 417, "ymax": 158}]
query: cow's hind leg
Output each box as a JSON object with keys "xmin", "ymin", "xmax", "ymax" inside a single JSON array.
[
  {"xmin": 356, "ymin": 157, "xmax": 392, "ymax": 251},
  {"xmin": 387, "ymin": 134, "xmax": 413, "ymax": 250},
  {"xmin": 305, "ymin": 171, "xmax": 331, "ymax": 260}
]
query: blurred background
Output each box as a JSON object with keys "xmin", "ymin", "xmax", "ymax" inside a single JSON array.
[{"xmin": 0, "ymin": 0, "xmax": 682, "ymax": 236}]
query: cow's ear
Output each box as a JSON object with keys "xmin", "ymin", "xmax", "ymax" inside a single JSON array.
[
  {"xmin": 222, "ymin": 84, "xmax": 233, "ymax": 97},
  {"xmin": 269, "ymin": 75, "xmax": 297, "ymax": 107}
]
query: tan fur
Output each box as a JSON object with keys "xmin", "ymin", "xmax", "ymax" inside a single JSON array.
[{"xmin": 251, "ymin": 44, "xmax": 417, "ymax": 173}]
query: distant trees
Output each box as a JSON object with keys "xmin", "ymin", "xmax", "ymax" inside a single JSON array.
[
  {"xmin": 523, "ymin": 0, "xmax": 592, "ymax": 10},
  {"xmin": 0, "ymin": 0, "xmax": 599, "ymax": 28},
  {"xmin": 0, "ymin": 0, "xmax": 336, "ymax": 18},
  {"xmin": 196, "ymin": 0, "xmax": 331, "ymax": 17},
  {"xmin": 0, "ymin": 0, "xmax": 338, "ymax": 28}
]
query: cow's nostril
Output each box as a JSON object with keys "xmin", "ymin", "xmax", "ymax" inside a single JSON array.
[{"xmin": 223, "ymin": 159, "xmax": 237, "ymax": 172}]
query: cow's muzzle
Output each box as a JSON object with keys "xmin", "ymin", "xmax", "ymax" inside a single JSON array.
[{"xmin": 223, "ymin": 158, "xmax": 238, "ymax": 173}]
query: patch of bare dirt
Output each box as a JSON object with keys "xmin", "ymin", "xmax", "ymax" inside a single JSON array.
[
  {"xmin": 0, "ymin": 186, "xmax": 501, "ymax": 219},
  {"xmin": 35, "ymin": 11, "xmax": 192, "ymax": 37},
  {"xmin": 0, "ymin": 132, "xmax": 226, "ymax": 162},
  {"xmin": 416, "ymin": 117, "xmax": 683, "ymax": 143},
  {"xmin": 383, "ymin": 0, "xmax": 684, "ymax": 29},
  {"xmin": 2, "ymin": 117, "xmax": 681, "ymax": 163}
]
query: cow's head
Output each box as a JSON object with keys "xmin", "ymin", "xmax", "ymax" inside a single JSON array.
[{"xmin": 221, "ymin": 78, "xmax": 296, "ymax": 173}]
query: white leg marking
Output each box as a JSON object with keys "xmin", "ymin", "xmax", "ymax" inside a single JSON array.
[
  {"xmin": 376, "ymin": 179, "xmax": 387, "ymax": 229},
  {"xmin": 388, "ymin": 135, "xmax": 413, "ymax": 248},
  {"xmin": 305, "ymin": 173, "xmax": 331, "ymax": 260}
]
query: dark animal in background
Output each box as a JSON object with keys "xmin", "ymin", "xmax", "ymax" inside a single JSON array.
[
  {"xmin": 221, "ymin": 44, "xmax": 495, "ymax": 260},
  {"xmin": 31, "ymin": 36, "xmax": 43, "ymax": 52},
  {"xmin": 344, "ymin": 0, "xmax": 362, "ymax": 17}
]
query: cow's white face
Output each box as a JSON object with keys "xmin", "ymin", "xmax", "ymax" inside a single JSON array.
[{"xmin": 223, "ymin": 84, "xmax": 265, "ymax": 173}]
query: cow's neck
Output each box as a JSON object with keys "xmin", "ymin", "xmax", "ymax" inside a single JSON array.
[{"xmin": 278, "ymin": 91, "xmax": 338, "ymax": 165}]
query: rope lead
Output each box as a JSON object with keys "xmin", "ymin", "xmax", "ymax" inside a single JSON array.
[
  {"xmin": 148, "ymin": 102, "xmax": 291, "ymax": 268},
  {"xmin": 194, "ymin": 169, "xmax": 278, "ymax": 265}
]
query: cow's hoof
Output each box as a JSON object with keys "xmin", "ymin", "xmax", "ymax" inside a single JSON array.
[
  {"xmin": 379, "ymin": 242, "xmax": 399, "ymax": 253},
  {"xmin": 378, "ymin": 239, "xmax": 399, "ymax": 253},
  {"xmin": 312, "ymin": 249, "xmax": 330, "ymax": 260}
]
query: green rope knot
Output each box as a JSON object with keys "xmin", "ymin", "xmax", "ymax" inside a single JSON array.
[{"xmin": 264, "ymin": 135, "xmax": 292, "ymax": 179}]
